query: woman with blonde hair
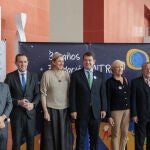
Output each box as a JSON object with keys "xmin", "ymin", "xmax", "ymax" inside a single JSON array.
[
  {"xmin": 106, "ymin": 60, "xmax": 130, "ymax": 150},
  {"xmin": 40, "ymin": 52, "xmax": 72, "ymax": 150}
]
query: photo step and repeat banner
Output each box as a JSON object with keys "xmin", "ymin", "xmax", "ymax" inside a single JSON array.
[{"xmin": 19, "ymin": 42, "xmax": 150, "ymax": 150}]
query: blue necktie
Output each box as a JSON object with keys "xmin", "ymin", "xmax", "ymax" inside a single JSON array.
[{"xmin": 21, "ymin": 73, "xmax": 26, "ymax": 91}]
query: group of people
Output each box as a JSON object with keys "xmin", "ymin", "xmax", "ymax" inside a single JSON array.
[{"xmin": 0, "ymin": 51, "xmax": 150, "ymax": 150}]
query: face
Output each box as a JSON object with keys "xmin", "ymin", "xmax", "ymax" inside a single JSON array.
[
  {"xmin": 15, "ymin": 56, "xmax": 28, "ymax": 72},
  {"xmin": 142, "ymin": 64, "xmax": 150, "ymax": 79},
  {"xmin": 83, "ymin": 56, "xmax": 95, "ymax": 70},
  {"xmin": 112, "ymin": 64, "xmax": 124, "ymax": 76},
  {"xmin": 53, "ymin": 56, "xmax": 64, "ymax": 70}
]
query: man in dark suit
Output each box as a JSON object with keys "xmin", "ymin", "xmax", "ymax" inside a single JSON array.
[
  {"xmin": 69, "ymin": 51, "xmax": 107, "ymax": 150},
  {"xmin": 0, "ymin": 82, "xmax": 12, "ymax": 150},
  {"xmin": 5, "ymin": 53, "xmax": 40, "ymax": 150},
  {"xmin": 131, "ymin": 62, "xmax": 150, "ymax": 150}
]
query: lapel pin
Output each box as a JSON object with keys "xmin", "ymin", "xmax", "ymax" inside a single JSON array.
[{"xmin": 94, "ymin": 76, "xmax": 97, "ymax": 79}]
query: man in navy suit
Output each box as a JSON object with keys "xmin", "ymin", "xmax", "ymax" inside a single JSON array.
[
  {"xmin": 131, "ymin": 62, "xmax": 150, "ymax": 150},
  {"xmin": 69, "ymin": 51, "xmax": 107, "ymax": 150},
  {"xmin": 0, "ymin": 82, "xmax": 12, "ymax": 150},
  {"xmin": 5, "ymin": 53, "xmax": 40, "ymax": 150}
]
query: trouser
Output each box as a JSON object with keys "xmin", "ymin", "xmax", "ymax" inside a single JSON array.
[
  {"xmin": 111, "ymin": 109, "xmax": 130, "ymax": 150},
  {"xmin": 134, "ymin": 121, "xmax": 150, "ymax": 150},
  {"xmin": 11, "ymin": 109, "xmax": 36, "ymax": 150},
  {"xmin": 75, "ymin": 108, "xmax": 100, "ymax": 150},
  {"xmin": 0, "ymin": 122, "xmax": 8, "ymax": 150}
]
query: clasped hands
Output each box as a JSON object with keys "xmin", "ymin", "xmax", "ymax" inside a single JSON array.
[{"xmin": 18, "ymin": 99, "xmax": 34, "ymax": 111}]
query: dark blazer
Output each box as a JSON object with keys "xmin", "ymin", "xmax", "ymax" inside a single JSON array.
[
  {"xmin": 69, "ymin": 68, "xmax": 107, "ymax": 120},
  {"xmin": 4, "ymin": 70, "xmax": 40, "ymax": 119},
  {"xmin": 131, "ymin": 76, "xmax": 150, "ymax": 121},
  {"xmin": 0, "ymin": 82, "xmax": 12, "ymax": 119}
]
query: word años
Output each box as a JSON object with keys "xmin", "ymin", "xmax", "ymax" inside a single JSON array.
[{"xmin": 49, "ymin": 50, "xmax": 80, "ymax": 61}]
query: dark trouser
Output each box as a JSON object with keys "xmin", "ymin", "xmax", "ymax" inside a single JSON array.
[
  {"xmin": 135, "ymin": 121, "xmax": 150, "ymax": 150},
  {"xmin": 11, "ymin": 109, "xmax": 36, "ymax": 150},
  {"xmin": 0, "ymin": 122, "xmax": 8, "ymax": 150},
  {"xmin": 75, "ymin": 109, "xmax": 100, "ymax": 150}
]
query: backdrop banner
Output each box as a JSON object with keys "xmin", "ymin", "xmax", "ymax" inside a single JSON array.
[{"xmin": 19, "ymin": 42, "xmax": 150, "ymax": 150}]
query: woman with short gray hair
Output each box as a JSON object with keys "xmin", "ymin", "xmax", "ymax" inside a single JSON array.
[{"xmin": 106, "ymin": 60, "xmax": 130, "ymax": 150}]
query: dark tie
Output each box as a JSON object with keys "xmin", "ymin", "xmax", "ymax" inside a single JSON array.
[
  {"xmin": 87, "ymin": 71, "xmax": 93, "ymax": 89},
  {"xmin": 21, "ymin": 73, "xmax": 26, "ymax": 91}
]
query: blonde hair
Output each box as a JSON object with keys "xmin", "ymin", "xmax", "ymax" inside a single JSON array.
[
  {"xmin": 51, "ymin": 52, "xmax": 64, "ymax": 70},
  {"xmin": 111, "ymin": 60, "xmax": 125, "ymax": 73}
]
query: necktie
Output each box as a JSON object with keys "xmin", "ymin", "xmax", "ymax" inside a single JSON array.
[
  {"xmin": 21, "ymin": 73, "xmax": 26, "ymax": 91},
  {"xmin": 146, "ymin": 79, "xmax": 150, "ymax": 87},
  {"xmin": 87, "ymin": 71, "xmax": 93, "ymax": 89}
]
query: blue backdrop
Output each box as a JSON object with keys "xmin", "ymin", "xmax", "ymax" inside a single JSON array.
[{"xmin": 19, "ymin": 42, "xmax": 150, "ymax": 150}]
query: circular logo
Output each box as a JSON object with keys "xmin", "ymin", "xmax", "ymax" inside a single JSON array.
[{"xmin": 126, "ymin": 49, "xmax": 149, "ymax": 70}]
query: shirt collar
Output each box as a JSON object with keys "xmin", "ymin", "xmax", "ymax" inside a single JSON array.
[
  {"xmin": 144, "ymin": 78, "xmax": 150, "ymax": 82},
  {"xmin": 18, "ymin": 70, "xmax": 27, "ymax": 75},
  {"xmin": 84, "ymin": 68, "xmax": 93, "ymax": 73}
]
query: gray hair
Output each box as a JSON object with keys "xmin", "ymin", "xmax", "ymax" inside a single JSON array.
[{"xmin": 111, "ymin": 60, "xmax": 125, "ymax": 73}]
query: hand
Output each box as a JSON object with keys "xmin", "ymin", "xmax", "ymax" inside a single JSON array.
[
  {"xmin": 0, "ymin": 116, "xmax": 5, "ymax": 128},
  {"xmin": 101, "ymin": 111, "xmax": 106, "ymax": 119},
  {"xmin": 18, "ymin": 99, "xmax": 29, "ymax": 108},
  {"xmin": 108, "ymin": 117, "xmax": 115, "ymax": 126},
  {"xmin": 44, "ymin": 111, "xmax": 50, "ymax": 121},
  {"xmin": 132, "ymin": 116, "xmax": 138, "ymax": 123},
  {"xmin": 71, "ymin": 112, "xmax": 77, "ymax": 119},
  {"xmin": 25, "ymin": 102, "xmax": 34, "ymax": 111}
]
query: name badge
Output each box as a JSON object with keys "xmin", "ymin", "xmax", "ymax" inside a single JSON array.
[{"xmin": 118, "ymin": 86, "xmax": 122, "ymax": 90}]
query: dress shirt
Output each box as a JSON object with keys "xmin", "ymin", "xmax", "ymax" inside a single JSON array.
[
  {"xmin": 144, "ymin": 78, "xmax": 150, "ymax": 87},
  {"xmin": 84, "ymin": 69, "xmax": 93, "ymax": 80}
]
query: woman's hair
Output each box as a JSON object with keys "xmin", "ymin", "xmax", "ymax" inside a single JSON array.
[
  {"xmin": 51, "ymin": 52, "xmax": 64, "ymax": 70},
  {"xmin": 111, "ymin": 60, "xmax": 125, "ymax": 73}
]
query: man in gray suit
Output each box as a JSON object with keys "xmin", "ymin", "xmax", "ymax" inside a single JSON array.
[{"xmin": 0, "ymin": 82, "xmax": 12, "ymax": 150}]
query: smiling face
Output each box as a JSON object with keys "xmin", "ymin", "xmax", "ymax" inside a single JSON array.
[
  {"xmin": 111, "ymin": 60, "xmax": 125, "ymax": 76},
  {"xmin": 15, "ymin": 55, "xmax": 28, "ymax": 72},
  {"xmin": 53, "ymin": 56, "xmax": 64, "ymax": 70},
  {"xmin": 83, "ymin": 55, "xmax": 95, "ymax": 70},
  {"xmin": 112, "ymin": 64, "xmax": 124, "ymax": 76}
]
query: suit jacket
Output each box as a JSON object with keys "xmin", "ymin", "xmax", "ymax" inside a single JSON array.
[
  {"xmin": 4, "ymin": 70, "xmax": 40, "ymax": 119},
  {"xmin": 69, "ymin": 68, "xmax": 107, "ymax": 120},
  {"xmin": 0, "ymin": 83, "xmax": 12, "ymax": 119},
  {"xmin": 131, "ymin": 76, "xmax": 150, "ymax": 121}
]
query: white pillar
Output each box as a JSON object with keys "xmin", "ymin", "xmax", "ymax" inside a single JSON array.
[{"xmin": 15, "ymin": 13, "xmax": 27, "ymax": 53}]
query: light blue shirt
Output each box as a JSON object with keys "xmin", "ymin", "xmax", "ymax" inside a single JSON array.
[{"xmin": 84, "ymin": 69, "xmax": 93, "ymax": 80}]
